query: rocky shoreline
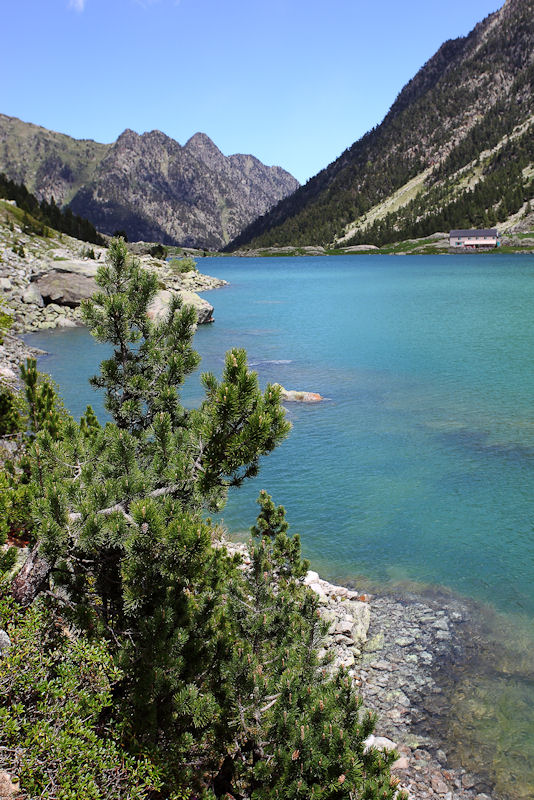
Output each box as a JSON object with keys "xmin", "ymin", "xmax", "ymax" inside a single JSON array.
[
  {"xmin": 0, "ymin": 203, "xmax": 226, "ymax": 335},
  {"xmin": 224, "ymin": 540, "xmax": 497, "ymax": 800}
]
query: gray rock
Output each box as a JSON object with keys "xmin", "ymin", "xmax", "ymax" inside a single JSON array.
[
  {"xmin": 0, "ymin": 771, "xmax": 20, "ymax": 798},
  {"xmin": 147, "ymin": 289, "xmax": 214, "ymax": 325},
  {"xmin": 461, "ymin": 773, "xmax": 476, "ymax": 789},
  {"xmin": 365, "ymin": 632, "xmax": 385, "ymax": 652},
  {"xmin": 364, "ymin": 734, "xmax": 397, "ymax": 752},
  {"xmin": 305, "ymin": 580, "xmax": 328, "ymax": 602},
  {"xmin": 34, "ymin": 270, "xmax": 97, "ymax": 307},
  {"xmin": 431, "ymin": 774, "xmax": 449, "ymax": 794},
  {"xmin": 22, "ymin": 284, "xmax": 44, "ymax": 306},
  {"xmin": 335, "ymin": 617, "xmax": 353, "ymax": 636},
  {"xmin": 0, "ymin": 629, "xmax": 11, "ymax": 656},
  {"xmin": 335, "ymin": 651, "xmax": 355, "ymax": 669},
  {"xmin": 391, "ymin": 756, "xmax": 410, "ymax": 770},
  {"xmin": 334, "ymin": 633, "xmax": 354, "ymax": 645},
  {"xmin": 347, "ymin": 599, "xmax": 370, "ymax": 645},
  {"xmin": 342, "ymin": 244, "xmax": 379, "ymax": 252},
  {"xmin": 318, "ymin": 607, "xmax": 337, "ymax": 628},
  {"xmin": 56, "ymin": 315, "xmax": 78, "ymax": 328},
  {"xmin": 395, "ymin": 636, "xmax": 415, "ymax": 647},
  {"xmin": 0, "ymin": 365, "xmax": 17, "ymax": 381}
]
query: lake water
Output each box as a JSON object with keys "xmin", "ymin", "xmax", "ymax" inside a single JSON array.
[{"xmin": 25, "ymin": 254, "xmax": 534, "ymax": 797}]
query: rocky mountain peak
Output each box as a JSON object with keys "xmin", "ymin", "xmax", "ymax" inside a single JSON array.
[
  {"xmin": 185, "ymin": 131, "xmax": 218, "ymax": 150},
  {"xmin": 0, "ymin": 115, "xmax": 299, "ymax": 249},
  {"xmin": 184, "ymin": 132, "xmax": 226, "ymax": 171},
  {"xmin": 116, "ymin": 128, "xmax": 140, "ymax": 144}
]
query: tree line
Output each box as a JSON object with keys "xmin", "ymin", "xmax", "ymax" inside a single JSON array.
[{"xmin": 0, "ymin": 173, "xmax": 105, "ymax": 245}]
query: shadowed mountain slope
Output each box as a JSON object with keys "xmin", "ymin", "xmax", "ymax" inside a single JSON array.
[{"xmin": 227, "ymin": 0, "xmax": 534, "ymax": 250}]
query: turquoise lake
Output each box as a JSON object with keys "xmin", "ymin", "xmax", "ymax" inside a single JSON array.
[{"xmin": 25, "ymin": 253, "xmax": 534, "ymax": 797}]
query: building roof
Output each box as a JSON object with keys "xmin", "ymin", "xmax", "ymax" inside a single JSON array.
[{"xmin": 449, "ymin": 229, "xmax": 498, "ymax": 237}]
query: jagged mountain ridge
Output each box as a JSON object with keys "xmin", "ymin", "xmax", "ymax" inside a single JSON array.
[
  {"xmin": 227, "ymin": 0, "xmax": 534, "ymax": 250},
  {"xmin": 0, "ymin": 116, "xmax": 299, "ymax": 249}
]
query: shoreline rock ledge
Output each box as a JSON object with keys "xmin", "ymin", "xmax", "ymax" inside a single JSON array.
[{"xmin": 0, "ymin": 224, "xmax": 226, "ymax": 334}]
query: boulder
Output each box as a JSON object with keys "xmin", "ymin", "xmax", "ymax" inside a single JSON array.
[
  {"xmin": 44, "ymin": 256, "xmax": 99, "ymax": 278},
  {"xmin": 363, "ymin": 734, "xmax": 397, "ymax": 753},
  {"xmin": 147, "ymin": 289, "xmax": 214, "ymax": 325},
  {"xmin": 56, "ymin": 315, "xmax": 78, "ymax": 328},
  {"xmin": 318, "ymin": 607, "xmax": 337, "ymax": 630},
  {"xmin": 34, "ymin": 270, "xmax": 97, "ymax": 307},
  {"xmin": 275, "ymin": 384, "xmax": 323, "ymax": 403},
  {"xmin": 335, "ymin": 617, "xmax": 354, "ymax": 636},
  {"xmin": 342, "ymin": 244, "xmax": 379, "ymax": 252},
  {"xmin": 0, "ymin": 366, "xmax": 17, "ymax": 381},
  {"xmin": 346, "ymin": 599, "xmax": 371, "ymax": 646},
  {"xmin": 22, "ymin": 284, "xmax": 44, "ymax": 307}
]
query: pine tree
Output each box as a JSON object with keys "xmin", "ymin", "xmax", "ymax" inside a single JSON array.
[
  {"xmin": 222, "ymin": 491, "xmax": 404, "ymax": 800},
  {"xmin": 9, "ymin": 240, "xmax": 289, "ymax": 791},
  {"xmin": 7, "ymin": 240, "xmax": 404, "ymax": 799}
]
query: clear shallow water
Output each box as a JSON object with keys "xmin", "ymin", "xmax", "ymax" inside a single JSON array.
[{"xmin": 25, "ymin": 253, "xmax": 534, "ymax": 797}]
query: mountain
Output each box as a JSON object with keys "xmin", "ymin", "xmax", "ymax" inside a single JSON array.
[
  {"xmin": 0, "ymin": 116, "xmax": 299, "ymax": 249},
  {"xmin": 227, "ymin": 0, "xmax": 534, "ymax": 251}
]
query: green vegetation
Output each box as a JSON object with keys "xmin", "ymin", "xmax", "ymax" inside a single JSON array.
[
  {"xmin": 0, "ymin": 173, "xmax": 105, "ymax": 245},
  {"xmin": 0, "ymin": 596, "xmax": 161, "ymax": 800},
  {"xmin": 149, "ymin": 242, "xmax": 168, "ymax": 259},
  {"xmin": 0, "ymin": 240, "xmax": 403, "ymax": 799},
  {"xmin": 80, "ymin": 245, "xmax": 97, "ymax": 259},
  {"xmin": 112, "ymin": 229, "xmax": 128, "ymax": 241},
  {"xmin": 344, "ymin": 133, "xmax": 534, "ymax": 248},
  {"xmin": 169, "ymin": 255, "xmax": 198, "ymax": 274}
]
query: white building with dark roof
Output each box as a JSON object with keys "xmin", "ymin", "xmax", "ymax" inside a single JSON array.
[{"xmin": 449, "ymin": 229, "xmax": 500, "ymax": 249}]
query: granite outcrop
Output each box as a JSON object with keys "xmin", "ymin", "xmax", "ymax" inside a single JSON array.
[{"xmin": 0, "ymin": 205, "xmax": 226, "ymax": 335}]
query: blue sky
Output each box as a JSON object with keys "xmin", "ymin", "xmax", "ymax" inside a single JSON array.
[{"xmin": 3, "ymin": 0, "xmax": 502, "ymax": 184}]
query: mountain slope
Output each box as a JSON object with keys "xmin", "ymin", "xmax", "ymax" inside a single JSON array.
[
  {"xmin": 0, "ymin": 116, "xmax": 299, "ymax": 249},
  {"xmin": 227, "ymin": 0, "xmax": 534, "ymax": 250}
]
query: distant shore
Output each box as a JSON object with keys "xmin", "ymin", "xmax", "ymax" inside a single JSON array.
[
  {"xmin": 225, "ymin": 244, "xmax": 534, "ymax": 258},
  {"xmin": 217, "ymin": 231, "xmax": 534, "ymax": 259}
]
